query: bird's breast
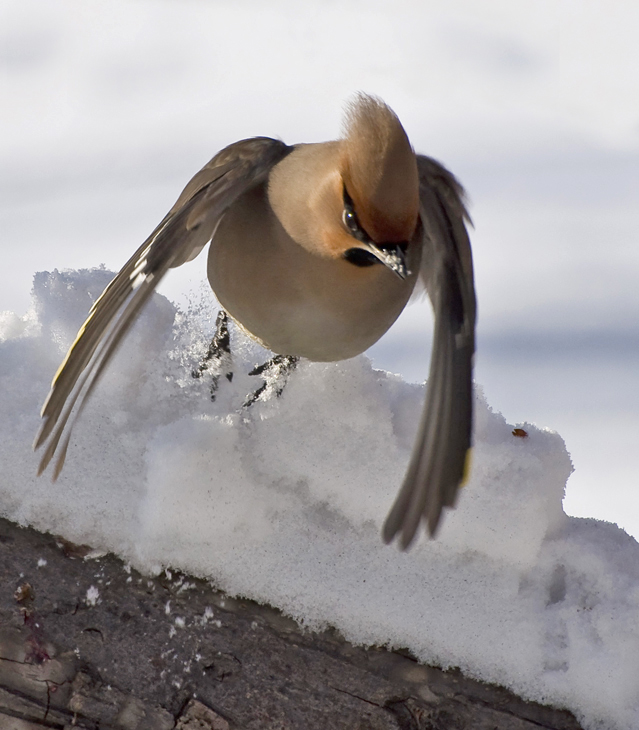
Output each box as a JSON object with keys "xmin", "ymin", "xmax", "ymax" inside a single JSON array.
[{"xmin": 208, "ymin": 185, "xmax": 420, "ymax": 361}]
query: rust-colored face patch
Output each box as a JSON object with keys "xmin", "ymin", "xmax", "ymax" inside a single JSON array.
[{"xmin": 341, "ymin": 180, "xmax": 418, "ymax": 244}]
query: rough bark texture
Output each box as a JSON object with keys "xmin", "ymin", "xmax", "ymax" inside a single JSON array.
[{"xmin": 0, "ymin": 516, "xmax": 583, "ymax": 730}]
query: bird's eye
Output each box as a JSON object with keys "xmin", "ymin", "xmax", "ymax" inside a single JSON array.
[{"xmin": 342, "ymin": 207, "xmax": 359, "ymax": 234}]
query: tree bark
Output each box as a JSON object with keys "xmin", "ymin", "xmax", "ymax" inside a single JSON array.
[{"xmin": 0, "ymin": 516, "xmax": 582, "ymax": 730}]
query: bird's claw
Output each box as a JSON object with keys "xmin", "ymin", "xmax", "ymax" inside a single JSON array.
[
  {"xmin": 243, "ymin": 355, "xmax": 299, "ymax": 408},
  {"xmin": 192, "ymin": 310, "xmax": 234, "ymax": 401}
]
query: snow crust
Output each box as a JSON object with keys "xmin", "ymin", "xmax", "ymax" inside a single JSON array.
[{"xmin": 2, "ymin": 268, "xmax": 639, "ymax": 730}]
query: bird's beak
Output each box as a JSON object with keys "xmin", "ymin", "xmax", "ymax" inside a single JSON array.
[{"xmin": 359, "ymin": 241, "xmax": 410, "ymax": 280}]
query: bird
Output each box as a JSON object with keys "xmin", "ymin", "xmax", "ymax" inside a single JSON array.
[{"xmin": 33, "ymin": 94, "xmax": 476, "ymax": 549}]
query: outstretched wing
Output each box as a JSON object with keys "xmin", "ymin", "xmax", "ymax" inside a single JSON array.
[
  {"xmin": 34, "ymin": 136, "xmax": 291, "ymax": 478},
  {"xmin": 382, "ymin": 155, "xmax": 476, "ymax": 548}
]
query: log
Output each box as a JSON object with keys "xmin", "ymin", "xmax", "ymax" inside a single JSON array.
[{"xmin": 0, "ymin": 517, "xmax": 582, "ymax": 729}]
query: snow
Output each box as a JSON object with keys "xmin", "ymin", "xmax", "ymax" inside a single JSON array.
[
  {"xmin": 2, "ymin": 268, "xmax": 639, "ymax": 729},
  {"xmin": 85, "ymin": 585, "xmax": 100, "ymax": 607}
]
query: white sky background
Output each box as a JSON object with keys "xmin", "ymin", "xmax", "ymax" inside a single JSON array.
[{"xmin": 1, "ymin": 0, "xmax": 638, "ymax": 533}]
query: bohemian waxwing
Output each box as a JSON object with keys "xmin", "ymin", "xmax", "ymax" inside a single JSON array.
[{"xmin": 34, "ymin": 94, "xmax": 476, "ymax": 549}]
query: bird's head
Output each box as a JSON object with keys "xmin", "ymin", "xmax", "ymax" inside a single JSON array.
[
  {"xmin": 336, "ymin": 94, "xmax": 420, "ymax": 280},
  {"xmin": 267, "ymin": 94, "xmax": 420, "ymax": 279}
]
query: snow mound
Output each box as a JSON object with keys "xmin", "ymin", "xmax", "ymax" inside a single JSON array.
[{"xmin": 1, "ymin": 268, "xmax": 638, "ymax": 730}]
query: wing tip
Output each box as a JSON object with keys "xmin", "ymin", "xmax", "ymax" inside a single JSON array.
[
  {"xmin": 382, "ymin": 447, "xmax": 473, "ymax": 549},
  {"xmin": 460, "ymin": 447, "xmax": 473, "ymax": 486},
  {"xmin": 381, "ymin": 511, "xmax": 426, "ymax": 552},
  {"xmin": 33, "ymin": 418, "xmax": 49, "ymax": 454}
]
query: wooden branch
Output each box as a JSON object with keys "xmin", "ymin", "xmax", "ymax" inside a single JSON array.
[{"xmin": 0, "ymin": 517, "xmax": 582, "ymax": 729}]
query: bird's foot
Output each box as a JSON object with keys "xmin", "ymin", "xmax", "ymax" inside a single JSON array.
[
  {"xmin": 192, "ymin": 310, "xmax": 234, "ymax": 401},
  {"xmin": 243, "ymin": 355, "xmax": 299, "ymax": 408}
]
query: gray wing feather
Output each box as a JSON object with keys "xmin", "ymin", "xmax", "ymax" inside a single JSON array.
[
  {"xmin": 34, "ymin": 137, "xmax": 291, "ymax": 477},
  {"xmin": 382, "ymin": 155, "xmax": 476, "ymax": 548}
]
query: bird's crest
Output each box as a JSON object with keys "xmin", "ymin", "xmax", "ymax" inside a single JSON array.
[{"xmin": 341, "ymin": 94, "xmax": 419, "ymax": 243}]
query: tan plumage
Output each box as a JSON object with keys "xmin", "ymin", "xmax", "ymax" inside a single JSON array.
[{"xmin": 34, "ymin": 94, "xmax": 476, "ymax": 548}]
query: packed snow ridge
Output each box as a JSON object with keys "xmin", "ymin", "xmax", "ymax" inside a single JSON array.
[{"xmin": 1, "ymin": 268, "xmax": 638, "ymax": 730}]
